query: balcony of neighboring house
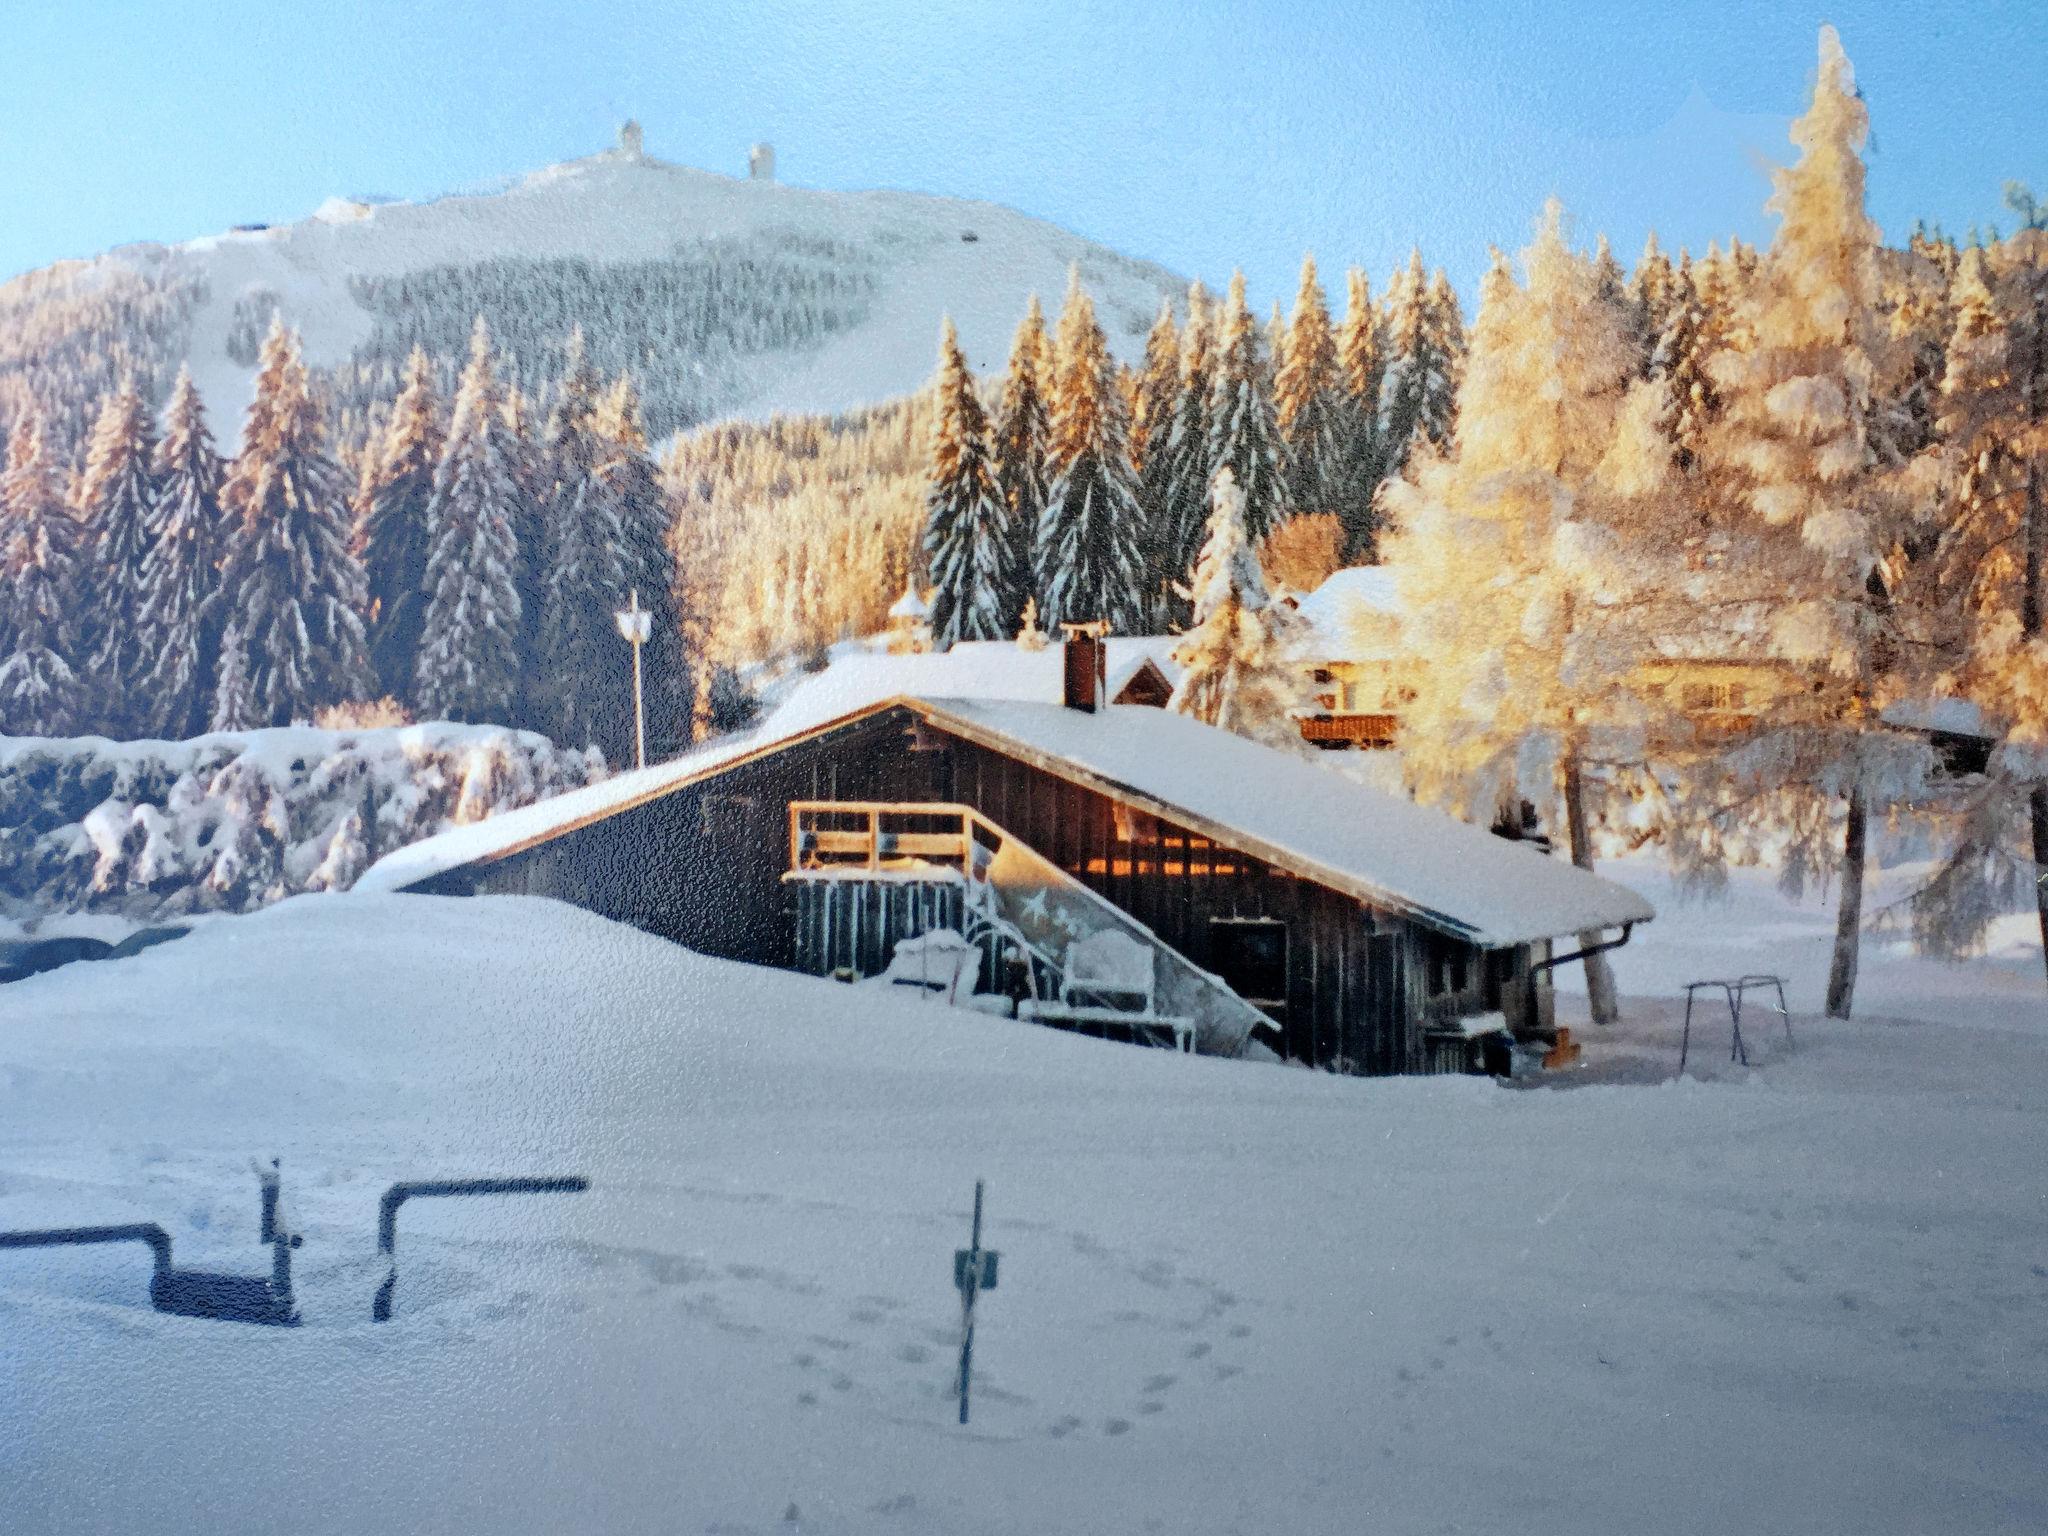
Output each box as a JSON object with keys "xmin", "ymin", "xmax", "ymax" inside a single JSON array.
[{"xmin": 1297, "ymin": 665, "xmax": 1405, "ymax": 750}]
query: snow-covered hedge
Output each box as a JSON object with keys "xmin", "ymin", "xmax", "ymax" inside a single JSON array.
[{"xmin": 0, "ymin": 724, "xmax": 601, "ymax": 919}]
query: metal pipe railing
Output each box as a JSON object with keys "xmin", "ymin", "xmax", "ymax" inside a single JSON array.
[{"xmin": 373, "ymin": 1176, "xmax": 589, "ymax": 1321}]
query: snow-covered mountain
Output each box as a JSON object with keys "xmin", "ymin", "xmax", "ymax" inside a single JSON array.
[{"xmin": 2, "ymin": 141, "xmax": 1185, "ymax": 443}]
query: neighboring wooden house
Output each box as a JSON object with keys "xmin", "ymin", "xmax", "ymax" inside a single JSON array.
[
  {"xmin": 1289, "ymin": 568, "xmax": 1409, "ymax": 750},
  {"xmin": 363, "ymin": 637, "xmax": 1652, "ymax": 1078}
]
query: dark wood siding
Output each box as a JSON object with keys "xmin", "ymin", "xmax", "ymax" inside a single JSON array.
[{"xmin": 422, "ymin": 707, "xmax": 1505, "ymax": 1075}]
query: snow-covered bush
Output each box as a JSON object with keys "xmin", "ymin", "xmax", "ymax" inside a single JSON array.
[{"xmin": 0, "ymin": 723, "xmax": 601, "ymax": 920}]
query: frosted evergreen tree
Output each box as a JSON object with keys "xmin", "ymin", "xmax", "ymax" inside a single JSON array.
[
  {"xmin": 1378, "ymin": 250, "xmax": 1445, "ymax": 487},
  {"xmin": 594, "ymin": 373, "xmax": 689, "ymax": 752},
  {"xmin": 1629, "ymin": 233, "xmax": 1681, "ymax": 367},
  {"xmin": 131, "ymin": 369, "xmax": 227, "ymax": 739},
  {"xmin": 1918, "ymin": 242, "xmax": 2048, "ymax": 972},
  {"xmin": 78, "ymin": 377, "xmax": 158, "ymax": 733},
  {"xmin": 211, "ymin": 316, "xmax": 373, "ymax": 728},
  {"xmin": 0, "ymin": 413, "xmax": 86, "ymax": 735},
  {"xmin": 1204, "ymin": 272, "xmax": 1287, "ymax": 544},
  {"xmin": 1156, "ymin": 282, "xmax": 1218, "ymax": 628},
  {"xmin": 991, "ymin": 297, "xmax": 1052, "ymax": 632},
  {"xmin": 414, "ymin": 318, "xmax": 525, "ymax": 723},
  {"xmin": 1168, "ymin": 468, "xmax": 1309, "ymax": 751},
  {"xmin": 1275, "ymin": 255, "xmax": 1345, "ymax": 524},
  {"xmin": 1132, "ymin": 299, "xmax": 1185, "ymax": 620},
  {"xmin": 1036, "ymin": 267, "xmax": 1148, "ymax": 633},
  {"xmin": 1130, "ymin": 301, "xmax": 1181, "ymax": 474},
  {"xmin": 209, "ymin": 619, "xmax": 259, "ymax": 731},
  {"xmin": 1649, "ymin": 253, "xmax": 1726, "ymax": 467},
  {"xmin": 357, "ymin": 346, "xmax": 444, "ymax": 704},
  {"xmin": 921, "ymin": 317, "xmax": 1012, "ymax": 647},
  {"xmin": 1384, "ymin": 204, "xmax": 1683, "ymax": 1025},
  {"xmin": 1334, "ymin": 268, "xmax": 1386, "ymax": 559},
  {"xmin": 1691, "ymin": 26, "xmax": 1927, "ymax": 1019}
]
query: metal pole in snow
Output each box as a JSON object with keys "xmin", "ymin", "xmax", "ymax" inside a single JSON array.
[{"xmin": 958, "ymin": 1179, "xmax": 983, "ymax": 1424}]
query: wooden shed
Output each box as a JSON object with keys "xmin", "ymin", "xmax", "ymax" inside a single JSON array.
[{"xmin": 363, "ymin": 647, "xmax": 1652, "ymax": 1076}]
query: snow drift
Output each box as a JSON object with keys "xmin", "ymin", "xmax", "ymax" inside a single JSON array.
[{"xmin": 0, "ymin": 723, "xmax": 600, "ymax": 923}]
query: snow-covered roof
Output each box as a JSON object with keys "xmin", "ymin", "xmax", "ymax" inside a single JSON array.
[
  {"xmin": 363, "ymin": 694, "xmax": 1652, "ymax": 948},
  {"xmin": 1293, "ymin": 567, "xmax": 1405, "ymax": 662},
  {"xmin": 764, "ymin": 638, "xmax": 1182, "ymax": 735}
]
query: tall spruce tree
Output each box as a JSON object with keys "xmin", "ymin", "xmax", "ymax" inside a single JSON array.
[
  {"xmin": 131, "ymin": 368, "xmax": 227, "ymax": 739},
  {"xmin": 1205, "ymin": 272, "xmax": 1288, "ymax": 543},
  {"xmin": 1157, "ymin": 282, "xmax": 1218, "ymax": 627},
  {"xmin": 1335, "ymin": 267, "xmax": 1386, "ymax": 559},
  {"xmin": 357, "ymin": 346, "xmax": 444, "ymax": 705},
  {"xmin": 1692, "ymin": 26, "xmax": 1924, "ymax": 1019},
  {"xmin": 0, "ymin": 413, "xmax": 86, "ymax": 735},
  {"xmin": 921, "ymin": 317, "xmax": 1012, "ymax": 647},
  {"xmin": 1132, "ymin": 299, "xmax": 1184, "ymax": 619},
  {"xmin": 212, "ymin": 316, "xmax": 373, "ymax": 728},
  {"xmin": 1036, "ymin": 267, "xmax": 1147, "ymax": 633},
  {"xmin": 414, "ymin": 318, "xmax": 525, "ymax": 723},
  {"xmin": 78, "ymin": 377, "xmax": 158, "ymax": 733},
  {"xmin": 594, "ymin": 373, "xmax": 689, "ymax": 752},
  {"xmin": 1275, "ymin": 255, "xmax": 1345, "ymax": 524},
  {"xmin": 1629, "ymin": 232, "xmax": 1681, "ymax": 368},
  {"xmin": 991, "ymin": 297, "xmax": 1053, "ymax": 632},
  {"xmin": 534, "ymin": 329, "xmax": 630, "ymax": 754}
]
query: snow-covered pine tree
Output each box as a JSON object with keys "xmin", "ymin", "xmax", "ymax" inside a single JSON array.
[
  {"xmin": 1156, "ymin": 282, "xmax": 1218, "ymax": 628},
  {"xmin": 413, "ymin": 317, "xmax": 525, "ymax": 723},
  {"xmin": 78, "ymin": 377, "xmax": 158, "ymax": 733},
  {"xmin": 1378, "ymin": 249, "xmax": 1444, "ymax": 489},
  {"xmin": 356, "ymin": 346, "xmax": 444, "ymax": 705},
  {"xmin": 991, "ymin": 296, "xmax": 1053, "ymax": 632},
  {"xmin": 593, "ymin": 372, "xmax": 689, "ymax": 751},
  {"xmin": 1629, "ymin": 233, "xmax": 1680, "ymax": 371},
  {"xmin": 1693, "ymin": 26, "xmax": 1930, "ymax": 1019},
  {"xmin": 0, "ymin": 412, "xmax": 87, "ymax": 735},
  {"xmin": 1130, "ymin": 301, "xmax": 1180, "ymax": 474},
  {"xmin": 1335, "ymin": 267, "xmax": 1386, "ymax": 559},
  {"xmin": 1423, "ymin": 267, "xmax": 1467, "ymax": 441},
  {"xmin": 211, "ymin": 316, "xmax": 374, "ymax": 727},
  {"xmin": 1035, "ymin": 267, "xmax": 1148, "ymax": 634},
  {"xmin": 1649, "ymin": 252, "xmax": 1726, "ymax": 468},
  {"xmin": 1168, "ymin": 468, "xmax": 1309, "ymax": 751},
  {"xmin": 1275, "ymin": 255, "xmax": 1345, "ymax": 525},
  {"xmin": 921, "ymin": 317, "xmax": 1011, "ymax": 648},
  {"xmin": 1204, "ymin": 272, "xmax": 1287, "ymax": 544},
  {"xmin": 1383, "ymin": 204, "xmax": 1682, "ymax": 1025},
  {"xmin": 131, "ymin": 368, "xmax": 228, "ymax": 739},
  {"xmin": 1921, "ymin": 239, "xmax": 2048, "ymax": 972}
]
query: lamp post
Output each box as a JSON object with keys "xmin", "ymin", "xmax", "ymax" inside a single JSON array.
[{"xmin": 614, "ymin": 588, "xmax": 651, "ymax": 770}]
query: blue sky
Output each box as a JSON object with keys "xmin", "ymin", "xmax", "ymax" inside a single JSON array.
[{"xmin": 2, "ymin": 1, "xmax": 2041, "ymax": 306}]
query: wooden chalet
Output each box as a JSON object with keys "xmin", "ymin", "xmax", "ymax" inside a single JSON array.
[{"xmin": 363, "ymin": 636, "xmax": 1653, "ymax": 1077}]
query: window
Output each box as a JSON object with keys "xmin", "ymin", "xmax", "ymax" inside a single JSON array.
[{"xmin": 1210, "ymin": 919, "xmax": 1288, "ymax": 1008}]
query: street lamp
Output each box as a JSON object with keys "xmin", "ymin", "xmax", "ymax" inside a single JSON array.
[{"xmin": 614, "ymin": 588, "xmax": 651, "ymax": 770}]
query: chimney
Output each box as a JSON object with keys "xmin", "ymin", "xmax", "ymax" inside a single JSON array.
[{"xmin": 1060, "ymin": 622, "xmax": 1109, "ymax": 712}]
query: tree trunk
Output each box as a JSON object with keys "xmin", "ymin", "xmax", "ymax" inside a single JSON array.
[
  {"xmin": 2026, "ymin": 463, "xmax": 2048, "ymax": 988},
  {"xmin": 1563, "ymin": 751, "xmax": 1620, "ymax": 1025},
  {"xmin": 1825, "ymin": 784, "xmax": 1868, "ymax": 1019}
]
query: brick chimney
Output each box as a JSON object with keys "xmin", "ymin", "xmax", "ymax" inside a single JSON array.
[{"xmin": 1060, "ymin": 622, "xmax": 1109, "ymax": 712}]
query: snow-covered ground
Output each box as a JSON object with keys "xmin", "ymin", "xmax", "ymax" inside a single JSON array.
[{"xmin": 3, "ymin": 862, "xmax": 2044, "ymax": 1535}]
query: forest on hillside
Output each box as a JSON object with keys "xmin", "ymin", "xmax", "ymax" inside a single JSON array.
[{"xmin": 1, "ymin": 27, "xmax": 2045, "ymax": 1005}]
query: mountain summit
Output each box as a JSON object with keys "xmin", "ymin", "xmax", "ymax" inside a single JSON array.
[{"xmin": 0, "ymin": 138, "xmax": 1185, "ymax": 445}]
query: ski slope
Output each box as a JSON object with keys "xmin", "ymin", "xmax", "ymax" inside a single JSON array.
[
  {"xmin": 75, "ymin": 145, "xmax": 1184, "ymax": 430},
  {"xmin": 1, "ymin": 865, "xmax": 2044, "ymax": 1535}
]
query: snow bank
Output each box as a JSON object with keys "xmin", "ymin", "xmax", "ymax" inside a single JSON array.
[
  {"xmin": 0, "ymin": 723, "xmax": 600, "ymax": 921},
  {"xmin": 1, "ymin": 890, "xmax": 2042, "ymax": 1534}
]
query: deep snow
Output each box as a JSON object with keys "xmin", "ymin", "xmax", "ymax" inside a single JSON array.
[{"xmin": 1, "ymin": 860, "xmax": 2044, "ymax": 1535}]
